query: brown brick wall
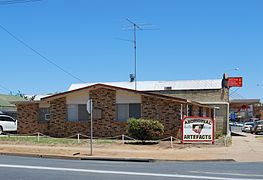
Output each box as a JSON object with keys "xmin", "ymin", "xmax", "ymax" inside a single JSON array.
[
  {"xmin": 141, "ymin": 95, "xmax": 182, "ymax": 137},
  {"xmin": 47, "ymin": 96, "xmax": 94, "ymax": 137},
  {"xmin": 47, "ymin": 88, "xmax": 121, "ymax": 137},
  {"xmin": 48, "ymin": 97, "xmax": 68, "ymax": 137},
  {"xmin": 17, "ymin": 87, "xmax": 212, "ymax": 138},
  {"xmin": 148, "ymin": 89, "xmax": 229, "ymax": 134},
  {"xmin": 16, "ymin": 88, "xmax": 126, "ymax": 138},
  {"xmin": 90, "ymin": 88, "xmax": 124, "ymax": 137},
  {"xmin": 17, "ymin": 103, "xmax": 48, "ymax": 134}
]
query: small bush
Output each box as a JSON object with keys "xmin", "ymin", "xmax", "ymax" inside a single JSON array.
[{"xmin": 128, "ymin": 118, "xmax": 164, "ymax": 141}]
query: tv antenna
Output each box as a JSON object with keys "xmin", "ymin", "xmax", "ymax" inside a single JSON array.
[{"xmin": 116, "ymin": 18, "xmax": 156, "ymax": 90}]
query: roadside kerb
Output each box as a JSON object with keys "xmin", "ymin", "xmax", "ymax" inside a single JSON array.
[{"xmin": 0, "ymin": 152, "xmax": 235, "ymax": 163}]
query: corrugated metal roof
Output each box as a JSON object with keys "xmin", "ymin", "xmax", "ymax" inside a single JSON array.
[{"xmin": 69, "ymin": 79, "xmax": 223, "ymax": 91}]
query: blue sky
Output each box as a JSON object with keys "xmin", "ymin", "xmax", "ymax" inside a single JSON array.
[{"xmin": 0, "ymin": 0, "xmax": 262, "ymax": 100}]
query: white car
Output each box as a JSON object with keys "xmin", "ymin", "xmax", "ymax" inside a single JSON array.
[
  {"xmin": 241, "ymin": 122, "xmax": 255, "ymax": 133},
  {"xmin": 234, "ymin": 122, "xmax": 244, "ymax": 127},
  {"xmin": 0, "ymin": 115, "xmax": 17, "ymax": 134}
]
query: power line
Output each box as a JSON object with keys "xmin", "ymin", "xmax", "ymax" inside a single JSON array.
[
  {"xmin": 0, "ymin": 83, "xmax": 13, "ymax": 94},
  {"xmin": 0, "ymin": 0, "xmax": 42, "ymax": 5},
  {"xmin": 229, "ymin": 88, "xmax": 245, "ymax": 99},
  {"xmin": 229, "ymin": 88, "xmax": 240, "ymax": 96},
  {"xmin": 0, "ymin": 24, "xmax": 85, "ymax": 83}
]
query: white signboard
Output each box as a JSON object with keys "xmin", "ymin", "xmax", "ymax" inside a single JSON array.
[{"xmin": 182, "ymin": 117, "xmax": 214, "ymax": 144}]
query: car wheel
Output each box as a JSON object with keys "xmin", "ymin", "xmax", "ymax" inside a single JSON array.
[{"xmin": 0, "ymin": 126, "xmax": 3, "ymax": 135}]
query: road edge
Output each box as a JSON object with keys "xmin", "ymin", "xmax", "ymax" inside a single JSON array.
[{"xmin": 0, "ymin": 152, "xmax": 235, "ymax": 162}]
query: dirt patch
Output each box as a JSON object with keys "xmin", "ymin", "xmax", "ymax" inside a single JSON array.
[
  {"xmin": 255, "ymin": 135, "xmax": 263, "ymax": 143},
  {"xmin": 1, "ymin": 136, "xmax": 246, "ymax": 161},
  {"xmin": 0, "ymin": 137, "xmax": 226, "ymax": 160}
]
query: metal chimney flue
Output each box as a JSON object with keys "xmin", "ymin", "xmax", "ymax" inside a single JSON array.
[{"xmin": 130, "ymin": 74, "xmax": 135, "ymax": 82}]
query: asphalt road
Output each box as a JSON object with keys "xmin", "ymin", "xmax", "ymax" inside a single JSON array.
[{"xmin": 0, "ymin": 155, "xmax": 262, "ymax": 180}]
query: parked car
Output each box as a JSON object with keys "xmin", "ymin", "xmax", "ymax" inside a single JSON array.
[
  {"xmin": 251, "ymin": 120, "xmax": 263, "ymax": 135},
  {"xmin": 229, "ymin": 121, "xmax": 235, "ymax": 126},
  {"xmin": 0, "ymin": 115, "xmax": 17, "ymax": 135},
  {"xmin": 234, "ymin": 122, "xmax": 244, "ymax": 127},
  {"xmin": 241, "ymin": 122, "xmax": 255, "ymax": 133}
]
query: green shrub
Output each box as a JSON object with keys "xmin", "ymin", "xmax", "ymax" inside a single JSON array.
[{"xmin": 128, "ymin": 118, "xmax": 164, "ymax": 141}]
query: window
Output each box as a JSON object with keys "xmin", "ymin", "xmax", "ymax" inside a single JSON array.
[
  {"xmin": 0, "ymin": 116, "xmax": 15, "ymax": 122},
  {"xmin": 116, "ymin": 104, "xmax": 129, "ymax": 122},
  {"xmin": 116, "ymin": 103, "xmax": 141, "ymax": 122},
  {"xmin": 78, "ymin": 104, "xmax": 90, "ymax": 121},
  {"xmin": 39, "ymin": 108, "xmax": 50, "ymax": 121},
  {"xmin": 67, "ymin": 104, "xmax": 90, "ymax": 122}
]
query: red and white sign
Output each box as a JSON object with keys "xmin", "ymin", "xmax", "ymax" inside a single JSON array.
[
  {"xmin": 182, "ymin": 117, "xmax": 214, "ymax": 144},
  {"xmin": 227, "ymin": 77, "xmax": 243, "ymax": 87}
]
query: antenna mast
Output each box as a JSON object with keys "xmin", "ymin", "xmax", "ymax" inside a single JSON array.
[
  {"xmin": 126, "ymin": 18, "xmax": 142, "ymax": 90},
  {"xmin": 117, "ymin": 18, "xmax": 156, "ymax": 90}
]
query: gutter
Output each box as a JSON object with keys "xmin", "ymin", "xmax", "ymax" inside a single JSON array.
[{"xmin": 199, "ymin": 102, "xmax": 229, "ymax": 104}]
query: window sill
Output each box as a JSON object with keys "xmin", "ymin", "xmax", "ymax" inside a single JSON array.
[{"xmin": 67, "ymin": 120, "xmax": 90, "ymax": 123}]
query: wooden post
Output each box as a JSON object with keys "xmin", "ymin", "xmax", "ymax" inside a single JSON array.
[
  {"xmin": 170, "ymin": 136, "xmax": 173, "ymax": 148},
  {"xmin": 77, "ymin": 133, "xmax": 80, "ymax": 143},
  {"xmin": 37, "ymin": 132, "xmax": 40, "ymax": 142},
  {"xmin": 122, "ymin": 134, "xmax": 125, "ymax": 144}
]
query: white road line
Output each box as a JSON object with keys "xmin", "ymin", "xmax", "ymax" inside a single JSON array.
[
  {"xmin": 189, "ymin": 171, "xmax": 263, "ymax": 177},
  {"xmin": 0, "ymin": 164, "xmax": 261, "ymax": 180}
]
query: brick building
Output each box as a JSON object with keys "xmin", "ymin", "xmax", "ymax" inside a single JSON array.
[
  {"xmin": 15, "ymin": 84, "xmax": 212, "ymax": 138},
  {"xmin": 70, "ymin": 79, "xmax": 229, "ymax": 134}
]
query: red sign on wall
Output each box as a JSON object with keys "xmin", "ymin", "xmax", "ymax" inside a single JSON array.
[{"xmin": 227, "ymin": 77, "xmax": 243, "ymax": 87}]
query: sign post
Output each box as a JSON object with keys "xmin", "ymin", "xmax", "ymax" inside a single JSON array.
[
  {"xmin": 182, "ymin": 117, "xmax": 214, "ymax": 144},
  {"xmin": 87, "ymin": 99, "xmax": 93, "ymax": 156}
]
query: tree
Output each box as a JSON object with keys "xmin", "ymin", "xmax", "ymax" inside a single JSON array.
[{"xmin": 16, "ymin": 91, "xmax": 36, "ymax": 101}]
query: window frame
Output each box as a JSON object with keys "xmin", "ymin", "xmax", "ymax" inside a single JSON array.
[
  {"xmin": 38, "ymin": 107, "xmax": 50, "ymax": 122},
  {"xmin": 116, "ymin": 103, "xmax": 141, "ymax": 122}
]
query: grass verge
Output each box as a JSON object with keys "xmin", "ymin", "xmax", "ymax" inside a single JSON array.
[{"xmin": 0, "ymin": 135, "xmax": 117, "ymax": 146}]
